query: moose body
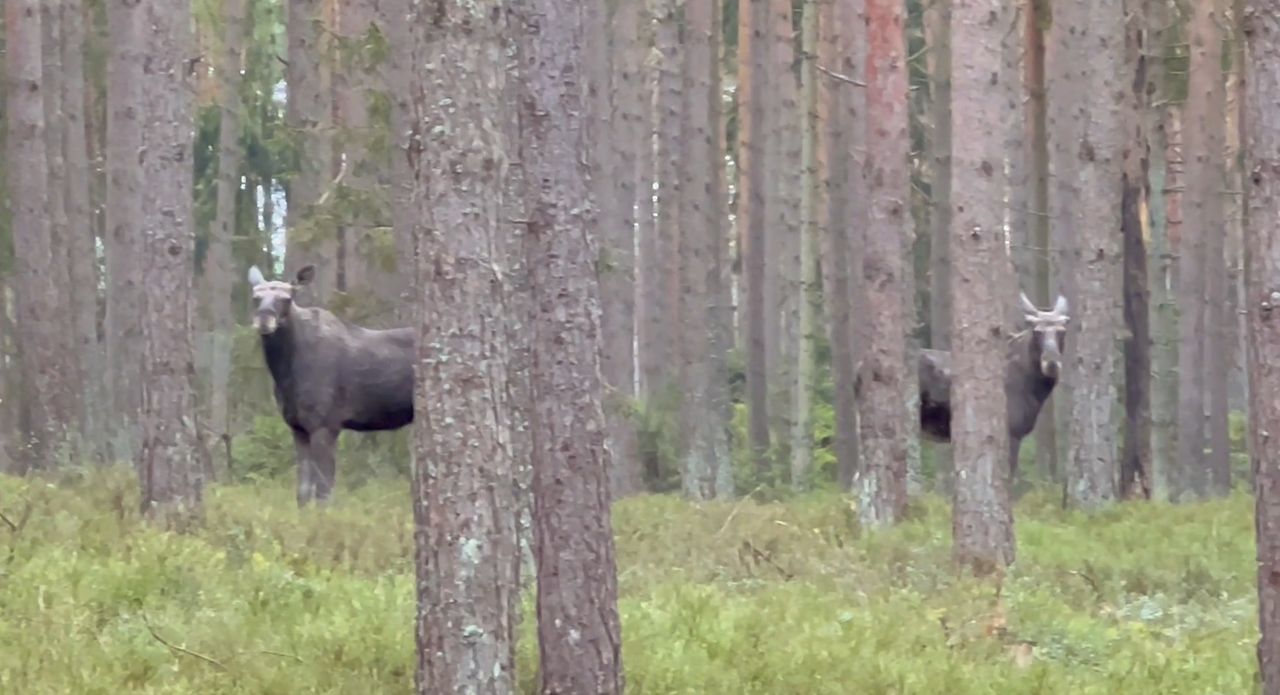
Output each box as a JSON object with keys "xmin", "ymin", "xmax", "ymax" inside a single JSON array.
[
  {"xmin": 917, "ymin": 293, "xmax": 1069, "ymax": 480},
  {"xmin": 249, "ymin": 265, "xmax": 414, "ymax": 506}
]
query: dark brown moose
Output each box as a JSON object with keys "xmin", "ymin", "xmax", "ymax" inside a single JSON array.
[
  {"xmin": 248, "ymin": 264, "xmax": 414, "ymax": 506},
  {"xmin": 917, "ymin": 292, "xmax": 1069, "ymax": 480}
]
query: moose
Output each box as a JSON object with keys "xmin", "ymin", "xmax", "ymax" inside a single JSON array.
[
  {"xmin": 917, "ymin": 292, "xmax": 1070, "ymax": 481},
  {"xmin": 248, "ymin": 264, "xmax": 415, "ymax": 507}
]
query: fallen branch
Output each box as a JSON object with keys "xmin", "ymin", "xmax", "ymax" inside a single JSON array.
[
  {"xmin": 0, "ymin": 509, "xmax": 16, "ymax": 533},
  {"xmin": 742, "ymin": 539, "xmax": 794, "ymax": 581},
  {"xmin": 817, "ymin": 64, "xmax": 866, "ymax": 87},
  {"xmin": 715, "ymin": 484, "xmax": 765, "ymax": 537},
  {"xmin": 142, "ymin": 616, "xmax": 228, "ymax": 672}
]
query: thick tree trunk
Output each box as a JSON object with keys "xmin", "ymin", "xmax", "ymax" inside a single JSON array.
[
  {"xmin": 138, "ymin": 0, "xmax": 204, "ymax": 528},
  {"xmin": 950, "ymin": 0, "xmax": 1017, "ymax": 574},
  {"xmin": 6, "ymin": 0, "xmax": 73, "ymax": 470},
  {"xmin": 857, "ymin": 0, "xmax": 912, "ymax": 526},
  {"xmin": 1049, "ymin": 0, "xmax": 1125, "ymax": 508},
  {"xmin": 207, "ymin": 0, "xmax": 245, "ymax": 479},
  {"xmin": 742, "ymin": 0, "xmax": 772, "ymax": 478},
  {"xmin": 105, "ymin": 0, "xmax": 146, "ymax": 468},
  {"xmin": 517, "ymin": 1, "xmax": 624, "ymax": 691},
  {"xmin": 1176, "ymin": 0, "xmax": 1225, "ymax": 500},
  {"xmin": 823, "ymin": 0, "xmax": 866, "ymax": 491},
  {"xmin": 285, "ymin": 0, "xmax": 336, "ymax": 301},
  {"xmin": 1243, "ymin": 6, "xmax": 1280, "ymax": 691},
  {"xmin": 603, "ymin": 0, "xmax": 644, "ymax": 498},
  {"xmin": 408, "ymin": 2, "xmax": 519, "ymax": 689},
  {"xmin": 681, "ymin": 0, "xmax": 732, "ymax": 499}
]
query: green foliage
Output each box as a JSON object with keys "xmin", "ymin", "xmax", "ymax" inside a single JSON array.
[{"xmin": 0, "ymin": 468, "xmax": 1263, "ymax": 693}]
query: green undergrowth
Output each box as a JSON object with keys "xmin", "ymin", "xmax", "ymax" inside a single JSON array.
[{"xmin": 0, "ymin": 467, "xmax": 1261, "ymax": 693}]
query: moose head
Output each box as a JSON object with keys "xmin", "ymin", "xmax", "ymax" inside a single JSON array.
[
  {"xmin": 1019, "ymin": 292, "xmax": 1070, "ymax": 380},
  {"xmin": 247, "ymin": 264, "xmax": 315, "ymax": 335}
]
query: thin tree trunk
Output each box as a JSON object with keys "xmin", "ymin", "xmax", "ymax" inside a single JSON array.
[
  {"xmin": 408, "ymin": 1, "xmax": 519, "ymax": 688},
  {"xmin": 62, "ymin": 0, "xmax": 103, "ymax": 463},
  {"xmin": 1205, "ymin": 0, "xmax": 1233, "ymax": 495},
  {"xmin": 1120, "ymin": 0, "xmax": 1153, "ymax": 499},
  {"xmin": 208, "ymin": 0, "xmax": 245, "ymax": 480},
  {"xmin": 517, "ymin": 1, "xmax": 624, "ymax": 690},
  {"xmin": 858, "ymin": 0, "xmax": 912, "ymax": 526},
  {"xmin": 105, "ymin": 0, "xmax": 145, "ymax": 468},
  {"xmin": 138, "ymin": 0, "xmax": 204, "ymax": 528},
  {"xmin": 1243, "ymin": 6, "xmax": 1280, "ymax": 690},
  {"xmin": 603, "ymin": 0, "xmax": 644, "ymax": 498},
  {"xmin": 1177, "ymin": 0, "xmax": 1224, "ymax": 500},
  {"xmin": 950, "ymin": 0, "xmax": 1017, "ymax": 574},
  {"xmin": 708, "ymin": 0, "xmax": 735, "ymax": 500},
  {"xmin": 7, "ymin": 0, "xmax": 73, "ymax": 470},
  {"xmin": 825, "ymin": 0, "xmax": 866, "ymax": 491},
  {"xmin": 925, "ymin": 0, "xmax": 953, "ymax": 489},
  {"xmin": 788, "ymin": 0, "xmax": 818, "ymax": 490},
  {"xmin": 768, "ymin": 0, "xmax": 800, "ymax": 463},
  {"xmin": 1025, "ymin": 0, "xmax": 1057, "ymax": 483},
  {"xmin": 1146, "ymin": 0, "xmax": 1177, "ymax": 499},
  {"xmin": 742, "ymin": 0, "xmax": 773, "ymax": 478}
]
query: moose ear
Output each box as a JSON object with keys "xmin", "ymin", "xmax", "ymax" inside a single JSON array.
[
  {"xmin": 248, "ymin": 265, "xmax": 265, "ymax": 287},
  {"xmin": 294, "ymin": 264, "xmax": 316, "ymax": 286},
  {"xmin": 1052, "ymin": 294, "xmax": 1069, "ymax": 315},
  {"xmin": 1019, "ymin": 292, "xmax": 1039, "ymax": 315}
]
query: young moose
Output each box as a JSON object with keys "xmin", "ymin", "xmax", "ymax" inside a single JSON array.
[
  {"xmin": 248, "ymin": 264, "xmax": 414, "ymax": 506},
  {"xmin": 917, "ymin": 292, "xmax": 1070, "ymax": 481}
]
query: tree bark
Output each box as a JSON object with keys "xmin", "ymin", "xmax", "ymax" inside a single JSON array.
[
  {"xmin": 789, "ymin": 0, "xmax": 819, "ymax": 490},
  {"xmin": 857, "ymin": 0, "xmax": 913, "ymax": 526},
  {"xmin": 408, "ymin": 2, "xmax": 520, "ymax": 689},
  {"xmin": 1121, "ymin": 0, "xmax": 1153, "ymax": 499},
  {"xmin": 1146, "ymin": 0, "xmax": 1178, "ymax": 499},
  {"xmin": 949, "ymin": 0, "xmax": 1017, "ymax": 574},
  {"xmin": 603, "ymin": 0, "xmax": 644, "ymax": 498},
  {"xmin": 62, "ymin": 0, "xmax": 104, "ymax": 463},
  {"xmin": 925, "ymin": 0, "xmax": 954, "ymax": 490},
  {"xmin": 742, "ymin": 0, "xmax": 773, "ymax": 478},
  {"xmin": 105, "ymin": 0, "xmax": 146, "ymax": 468},
  {"xmin": 1048, "ymin": 0, "xmax": 1125, "ymax": 508},
  {"xmin": 1243, "ymin": 6, "xmax": 1280, "ymax": 691},
  {"xmin": 1203, "ymin": 0, "xmax": 1233, "ymax": 496},
  {"xmin": 207, "ymin": 0, "xmax": 245, "ymax": 479},
  {"xmin": 681, "ymin": 0, "xmax": 732, "ymax": 499},
  {"xmin": 6, "ymin": 0, "xmax": 73, "ymax": 470},
  {"xmin": 285, "ymin": 0, "xmax": 336, "ymax": 301},
  {"xmin": 517, "ymin": 2, "xmax": 624, "ymax": 692},
  {"xmin": 138, "ymin": 0, "xmax": 204, "ymax": 528}
]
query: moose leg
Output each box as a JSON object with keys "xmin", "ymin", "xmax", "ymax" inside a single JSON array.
[
  {"xmin": 1008, "ymin": 436, "xmax": 1023, "ymax": 496},
  {"xmin": 309, "ymin": 428, "xmax": 340, "ymax": 504},
  {"xmin": 293, "ymin": 429, "xmax": 315, "ymax": 507}
]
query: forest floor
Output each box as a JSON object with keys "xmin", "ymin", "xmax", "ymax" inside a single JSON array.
[{"xmin": 0, "ymin": 466, "xmax": 1258, "ymax": 694}]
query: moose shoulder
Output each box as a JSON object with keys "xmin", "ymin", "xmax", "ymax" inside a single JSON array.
[
  {"xmin": 916, "ymin": 293, "xmax": 1070, "ymax": 480},
  {"xmin": 248, "ymin": 264, "xmax": 414, "ymax": 506}
]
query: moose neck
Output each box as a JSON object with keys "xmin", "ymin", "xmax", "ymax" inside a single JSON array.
[
  {"xmin": 1021, "ymin": 332, "xmax": 1059, "ymax": 402},
  {"xmin": 260, "ymin": 318, "xmax": 304, "ymax": 387}
]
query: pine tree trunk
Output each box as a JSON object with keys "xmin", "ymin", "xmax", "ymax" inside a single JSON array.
[
  {"xmin": 105, "ymin": 0, "xmax": 146, "ymax": 468},
  {"xmin": 858, "ymin": 0, "xmax": 912, "ymax": 526},
  {"xmin": 742, "ymin": 0, "xmax": 773, "ymax": 478},
  {"xmin": 950, "ymin": 0, "xmax": 1017, "ymax": 574},
  {"xmin": 207, "ymin": 0, "xmax": 246, "ymax": 479},
  {"xmin": 517, "ymin": 1, "xmax": 624, "ymax": 690},
  {"xmin": 61, "ymin": 0, "xmax": 104, "ymax": 463},
  {"xmin": 1243, "ymin": 6, "xmax": 1280, "ymax": 690},
  {"xmin": 1204, "ymin": 0, "xmax": 1233, "ymax": 495},
  {"xmin": 407, "ymin": 2, "xmax": 519, "ymax": 688},
  {"xmin": 1049, "ymin": 0, "xmax": 1125, "ymax": 508},
  {"xmin": 924, "ymin": 0, "xmax": 953, "ymax": 489},
  {"xmin": 138, "ymin": 0, "xmax": 204, "ymax": 528},
  {"xmin": 286, "ymin": 0, "xmax": 336, "ymax": 301},
  {"xmin": 603, "ymin": 0, "xmax": 644, "ymax": 498},
  {"xmin": 789, "ymin": 0, "xmax": 818, "ymax": 490},
  {"xmin": 1177, "ymin": 0, "xmax": 1225, "ymax": 500},
  {"xmin": 6, "ymin": 0, "xmax": 73, "ymax": 470}
]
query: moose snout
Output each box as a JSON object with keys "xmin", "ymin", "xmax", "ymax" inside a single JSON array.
[
  {"xmin": 253, "ymin": 312, "xmax": 279, "ymax": 335},
  {"xmin": 1040, "ymin": 355, "xmax": 1061, "ymax": 378}
]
